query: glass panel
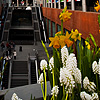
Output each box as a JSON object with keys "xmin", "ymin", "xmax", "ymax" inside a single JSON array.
[
  {"xmin": 49, "ymin": 20, "xmax": 51, "ymax": 37},
  {"xmin": 67, "ymin": 2, "xmax": 71, "ymax": 10},
  {"xmin": 52, "ymin": 22, "xmax": 55, "ymax": 37},
  {"xmin": 65, "ymin": 28, "xmax": 71, "ymax": 34},
  {"xmin": 75, "ymin": 0, "xmax": 82, "ymax": 11},
  {"xmin": 86, "ymin": 0, "xmax": 96, "ymax": 12},
  {"xmin": 45, "ymin": 18, "xmax": 47, "ymax": 34},
  {"xmin": 57, "ymin": 24, "xmax": 61, "ymax": 32}
]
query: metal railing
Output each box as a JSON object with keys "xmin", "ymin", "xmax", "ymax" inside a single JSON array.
[
  {"xmin": 1, "ymin": 6, "xmax": 9, "ymax": 41},
  {"xmin": 0, "ymin": 60, "xmax": 5, "ymax": 90},
  {"xmin": 8, "ymin": 59, "xmax": 12, "ymax": 88},
  {"xmin": 38, "ymin": 6, "xmax": 47, "ymax": 42}
]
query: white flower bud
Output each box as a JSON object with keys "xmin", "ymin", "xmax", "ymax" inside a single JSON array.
[{"xmin": 40, "ymin": 59, "xmax": 47, "ymax": 70}]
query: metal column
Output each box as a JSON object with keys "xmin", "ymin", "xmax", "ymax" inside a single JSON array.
[
  {"xmin": 71, "ymin": 0, "xmax": 74, "ymax": 10},
  {"xmin": 82, "ymin": 0, "xmax": 86, "ymax": 12}
]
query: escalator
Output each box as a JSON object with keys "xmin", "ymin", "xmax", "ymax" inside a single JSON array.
[
  {"xmin": 10, "ymin": 61, "xmax": 28, "ymax": 88},
  {"xmin": 31, "ymin": 61, "xmax": 37, "ymax": 84},
  {"xmin": 0, "ymin": 6, "xmax": 43, "ymax": 89},
  {"xmin": 0, "ymin": 5, "xmax": 9, "ymax": 41},
  {"xmin": 29, "ymin": 54, "xmax": 38, "ymax": 84},
  {"xmin": 1, "ymin": 6, "xmax": 12, "ymax": 41},
  {"xmin": 1, "ymin": 6, "xmax": 41, "ymax": 44},
  {"xmin": 1, "ymin": 60, "xmax": 10, "ymax": 89},
  {"xmin": 36, "ymin": 6, "xmax": 47, "ymax": 43}
]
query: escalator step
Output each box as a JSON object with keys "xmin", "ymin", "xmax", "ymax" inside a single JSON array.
[{"xmin": 11, "ymin": 79, "xmax": 28, "ymax": 88}]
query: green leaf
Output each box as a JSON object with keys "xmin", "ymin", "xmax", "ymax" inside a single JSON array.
[
  {"xmin": 30, "ymin": 94, "xmax": 32, "ymax": 100},
  {"xmin": 41, "ymin": 40, "xmax": 50, "ymax": 61},
  {"xmin": 89, "ymin": 34, "xmax": 97, "ymax": 48},
  {"xmin": 33, "ymin": 96, "xmax": 35, "ymax": 100},
  {"xmin": 98, "ymin": 15, "xmax": 100, "ymax": 25},
  {"xmin": 62, "ymin": 6, "xmax": 67, "ymax": 13}
]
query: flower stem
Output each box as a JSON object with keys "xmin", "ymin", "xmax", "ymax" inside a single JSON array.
[
  {"xmin": 96, "ymin": 74, "xmax": 98, "ymax": 92},
  {"xmin": 62, "ymin": 85, "xmax": 65, "ymax": 100},
  {"xmin": 65, "ymin": 93, "xmax": 68, "ymax": 100},
  {"xmin": 79, "ymin": 41, "xmax": 81, "ymax": 92},
  {"xmin": 41, "ymin": 83, "xmax": 44, "ymax": 99},
  {"xmin": 52, "ymin": 70, "xmax": 55, "ymax": 100},
  {"xmin": 63, "ymin": 85, "xmax": 65, "ymax": 96},
  {"xmin": 52, "ymin": 70, "xmax": 55, "ymax": 87},
  {"xmin": 79, "ymin": 41, "xmax": 81, "ymax": 72},
  {"xmin": 69, "ymin": 94, "xmax": 71, "ymax": 100},
  {"xmin": 44, "ymin": 69, "xmax": 47, "ymax": 100},
  {"xmin": 61, "ymin": 20, "xmax": 63, "ymax": 35},
  {"xmin": 51, "ymin": 96, "xmax": 53, "ymax": 100},
  {"xmin": 72, "ymin": 89, "xmax": 74, "ymax": 100}
]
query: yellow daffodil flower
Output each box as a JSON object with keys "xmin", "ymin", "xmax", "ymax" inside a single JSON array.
[
  {"xmin": 49, "ymin": 36, "xmax": 60, "ymax": 49},
  {"xmin": 99, "ymin": 29, "xmax": 100, "ymax": 33},
  {"xmin": 62, "ymin": 6, "xmax": 67, "ymax": 13},
  {"xmin": 55, "ymin": 31, "xmax": 62, "ymax": 36},
  {"xmin": 94, "ymin": 5, "xmax": 100, "ymax": 12},
  {"xmin": 59, "ymin": 31, "xmax": 73, "ymax": 48},
  {"xmin": 71, "ymin": 29, "xmax": 82, "ymax": 41},
  {"xmin": 85, "ymin": 41, "xmax": 90, "ymax": 49},
  {"xmin": 59, "ymin": 11, "xmax": 72, "ymax": 22},
  {"xmin": 94, "ymin": 1, "xmax": 100, "ymax": 12}
]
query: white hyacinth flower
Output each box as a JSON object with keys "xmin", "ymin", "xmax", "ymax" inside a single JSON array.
[
  {"xmin": 73, "ymin": 68, "xmax": 82, "ymax": 84},
  {"xmin": 61, "ymin": 46, "xmax": 69, "ymax": 67},
  {"xmin": 38, "ymin": 73, "xmax": 44, "ymax": 84},
  {"xmin": 83, "ymin": 76, "xmax": 89, "ymax": 90},
  {"xmin": 11, "ymin": 93, "xmax": 19, "ymax": 100},
  {"xmin": 88, "ymin": 82, "xmax": 96, "ymax": 92},
  {"xmin": 92, "ymin": 61, "xmax": 99, "ymax": 74},
  {"xmin": 11, "ymin": 93, "xmax": 22, "ymax": 100},
  {"xmin": 92, "ymin": 93, "xmax": 99, "ymax": 100},
  {"xmin": 49, "ymin": 57, "xmax": 54, "ymax": 71},
  {"xmin": 65, "ymin": 53, "xmax": 77, "ymax": 72},
  {"xmin": 40, "ymin": 59, "xmax": 47, "ymax": 70},
  {"xmin": 51, "ymin": 85, "xmax": 59, "ymax": 97},
  {"xmin": 83, "ymin": 76, "xmax": 96, "ymax": 92},
  {"xmin": 60, "ymin": 67, "xmax": 75, "ymax": 93},
  {"xmin": 80, "ymin": 91, "xmax": 92, "ymax": 100},
  {"xmin": 18, "ymin": 98, "xmax": 22, "ymax": 100}
]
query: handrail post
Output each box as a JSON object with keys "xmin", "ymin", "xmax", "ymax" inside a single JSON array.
[{"xmin": 8, "ymin": 60, "xmax": 12, "ymax": 88}]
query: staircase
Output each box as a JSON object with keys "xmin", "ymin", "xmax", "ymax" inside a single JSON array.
[{"xmin": 11, "ymin": 61, "xmax": 28, "ymax": 88}]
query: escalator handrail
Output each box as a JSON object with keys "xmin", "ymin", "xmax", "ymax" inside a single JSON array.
[
  {"xmin": 28, "ymin": 56, "xmax": 31, "ymax": 84},
  {"xmin": 8, "ymin": 59, "xmax": 12, "ymax": 88},
  {"xmin": 1, "ymin": 7, "xmax": 9, "ymax": 41},
  {"xmin": 35, "ymin": 59, "xmax": 38, "ymax": 83},
  {"xmin": 38, "ymin": 6, "xmax": 47, "ymax": 42},
  {"xmin": 35, "ymin": 7, "xmax": 41, "ymax": 41},
  {"xmin": 0, "ymin": 59, "xmax": 5, "ymax": 90}
]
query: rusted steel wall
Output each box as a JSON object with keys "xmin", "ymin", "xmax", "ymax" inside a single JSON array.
[{"xmin": 42, "ymin": 7, "xmax": 100, "ymax": 46}]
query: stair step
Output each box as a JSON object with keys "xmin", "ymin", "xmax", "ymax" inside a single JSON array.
[
  {"xmin": 11, "ymin": 79, "xmax": 28, "ymax": 88},
  {"xmin": 11, "ymin": 74, "xmax": 28, "ymax": 79},
  {"xmin": 12, "ymin": 61, "xmax": 28, "ymax": 74},
  {"xmin": 31, "ymin": 61, "xmax": 37, "ymax": 84},
  {"xmin": 11, "ymin": 61, "xmax": 28, "ymax": 88}
]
